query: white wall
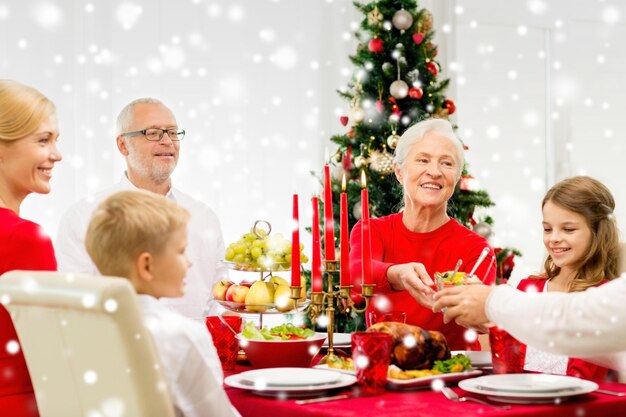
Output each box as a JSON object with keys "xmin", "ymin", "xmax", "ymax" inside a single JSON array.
[{"xmin": 3, "ymin": 0, "xmax": 625, "ymax": 281}]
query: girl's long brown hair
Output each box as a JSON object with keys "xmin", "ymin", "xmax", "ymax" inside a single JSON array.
[{"xmin": 542, "ymin": 176, "xmax": 620, "ymax": 292}]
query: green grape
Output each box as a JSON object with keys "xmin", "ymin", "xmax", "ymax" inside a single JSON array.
[
  {"xmin": 300, "ymin": 254, "xmax": 309, "ymax": 263},
  {"xmin": 225, "ymin": 224, "xmax": 307, "ymax": 270},
  {"xmin": 250, "ymin": 247, "xmax": 263, "ymax": 259}
]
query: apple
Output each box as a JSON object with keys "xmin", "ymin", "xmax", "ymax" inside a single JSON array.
[
  {"xmin": 212, "ymin": 280, "xmax": 234, "ymax": 301},
  {"xmin": 225, "ymin": 284, "xmax": 249, "ymax": 304},
  {"xmin": 240, "ymin": 278, "xmax": 255, "ymax": 288}
]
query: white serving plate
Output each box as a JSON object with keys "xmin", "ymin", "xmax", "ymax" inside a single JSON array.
[{"xmin": 314, "ymin": 364, "xmax": 482, "ymax": 390}]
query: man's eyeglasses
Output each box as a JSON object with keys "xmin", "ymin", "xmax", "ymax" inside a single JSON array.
[{"xmin": 121, "ymin": 128, "xmax": 186, "ymax": 142}]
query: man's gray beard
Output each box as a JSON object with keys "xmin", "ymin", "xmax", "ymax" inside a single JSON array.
[{"xmin": 127, "ymin": 151, "xmax": 176, "ymax": 185}]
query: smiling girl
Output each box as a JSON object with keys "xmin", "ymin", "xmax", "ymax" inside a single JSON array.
[
  {"xmin": 0, "ymin": 79, "xmax": 62, "ymax": 416},
  {"xmin": 515, "ymin": 176, "xmax": 619, "ymax": 379}
]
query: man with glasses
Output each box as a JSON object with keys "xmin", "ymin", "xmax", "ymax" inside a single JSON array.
[{"xmin": 56, "ymin": 98, "xmax": 227, "ymax": 319}]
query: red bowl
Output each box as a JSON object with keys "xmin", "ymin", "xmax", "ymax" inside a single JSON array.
[{"xmin": 237, "ymin": 333, "xmax": 327, "ymax": 368}]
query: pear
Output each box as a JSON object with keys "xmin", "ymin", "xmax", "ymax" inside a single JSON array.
[
  {"xmin": 245, "ymin": 281, "xmax": 275, "ymax": 312},
  {"xmin": 269, "ymin": 275, "xmax": 289, "ymax": 287},
  {"xmin": 270, "ymin": 274, "xmax": 306, "ymax": 301},
  {"xmin": 273, "ymin": 284, "xmax": 295, "ymax": 312}
]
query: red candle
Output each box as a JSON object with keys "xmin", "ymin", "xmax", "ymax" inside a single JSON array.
[
  {"xmin": 323, "ymin": 165, "xmax": 336, "ymax": 261},
  {"xmin": 361, "ymin": 171, "xmax": 372, "ymax": 285},
  {"xmin": 340, "ymin": 174, "xmax": 350, "ymax": 286},
  {"xmin": 291, "ymin": 194, "xmax": 300, "ymax": 287},
  {"xmin": 311, "ymin": 197, "xmax": 322, "ymax": 292}
]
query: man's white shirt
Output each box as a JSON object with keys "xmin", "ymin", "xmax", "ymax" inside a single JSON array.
[{"xmin": 55, "ymin": 174, "xmax": 227, "ymax": 319}]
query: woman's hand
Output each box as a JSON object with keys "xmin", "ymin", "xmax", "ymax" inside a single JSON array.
[
  {"xmin": 387, "ymin": 263, "xmax": 435, "ymax": 308},
  {"xmin": 432, "ymin": 285, "xmax": 493, "ymax": 330}
]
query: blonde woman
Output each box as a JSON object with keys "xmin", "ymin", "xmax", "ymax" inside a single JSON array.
[{"xmin": 0, "ymin": 79, "xmax": 62, "ymax": 416}]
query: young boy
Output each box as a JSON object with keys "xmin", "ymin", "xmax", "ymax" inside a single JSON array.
[{"xmin": 85, "ymin": 190, "xmax": 239, "ymax": 417}]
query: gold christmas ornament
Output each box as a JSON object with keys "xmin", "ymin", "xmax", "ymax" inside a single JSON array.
[
  {"xmin": 369, "ymin": 150, "xmax": 394, "ymax": 175},
  {"xmin": 417, "ymin": 9, "xmax": 434, "ymax": 33},
  {"xmin": 354, "ymin": 155, "xmax": 367, "ymax": 168},
  {"xmin": 387, "ymin": 133, "xmax": 400, "ymax": 149},
  {"xmin": 434, "ymin": 107, "xmax": 450, "ymax": 118},
  {"xmin": 367, "ymin": 6, "xmax": 383, "ymax": 26},
  {"xmin": 392, "ymin": 9, "xmax": 413, "ymax": 31}
]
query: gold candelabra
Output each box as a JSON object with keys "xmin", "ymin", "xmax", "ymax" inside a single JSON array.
[{"xmin": 292, "ymin": 260, "xmax": 375, "ymax": 363}]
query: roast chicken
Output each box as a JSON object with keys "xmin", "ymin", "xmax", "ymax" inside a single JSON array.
[{"xmin": 367, "ymin": 321, "xmax": 451, "ymax": 370}]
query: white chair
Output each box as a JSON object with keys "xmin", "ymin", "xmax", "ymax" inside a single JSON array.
[{"xmin": 0, "ymin": 271, "xmax": 175, "ymax": 417}]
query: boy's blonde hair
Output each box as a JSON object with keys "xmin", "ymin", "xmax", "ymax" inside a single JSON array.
[{"xmin": 85, "ymin": 190, "xmax": 190, "ymax": 278}]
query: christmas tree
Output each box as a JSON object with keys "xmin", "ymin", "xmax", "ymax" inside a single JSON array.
[{"xmin": 317, "ymin": 0, "xmax": 517, "ymax": 331}]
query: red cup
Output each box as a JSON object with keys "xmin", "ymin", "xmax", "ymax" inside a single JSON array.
[
  {"xmin": 368, "ymin": 311, "xmax": 407, "ymax": 326},
  {"xmin": 351, "ymin": 331, "xmax": 393, "ymax": 396},
  {"xmin": 489, "ymin": 325, "xmax": 526, "ymax": 374},
  {"xmin": 205, "ymin": 315, "xmax": 242, "ymax": 371}
]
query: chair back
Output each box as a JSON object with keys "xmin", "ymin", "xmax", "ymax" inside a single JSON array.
[{"xmin": 0, "ymin": 271, "xmax": 175, "ymax": 417}]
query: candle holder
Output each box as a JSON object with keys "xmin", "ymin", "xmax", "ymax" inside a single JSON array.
[{"xmin": 308, "ymin": 260, "xmax": 375, "ymax": 364}]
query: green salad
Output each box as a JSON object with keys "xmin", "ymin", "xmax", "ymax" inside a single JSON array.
[
  {"xmin": 242, "ymin": 322, "xmax": 315, "ymax": 341},
  {"xmin": 432, "ymin": 353, "xmax": 472, "ymax": 373}
]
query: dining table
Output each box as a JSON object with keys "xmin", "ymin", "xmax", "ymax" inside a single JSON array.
[{"xmin": 224, "ymin": 362, "xmax": 626, "ymax": 417}]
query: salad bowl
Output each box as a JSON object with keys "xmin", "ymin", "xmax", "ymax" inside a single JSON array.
[{"xmin": 238, "ymin": 323, "xmax": 326, "ymax": 368}]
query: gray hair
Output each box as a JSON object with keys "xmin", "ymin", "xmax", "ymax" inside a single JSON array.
[
  {"xmin": 116, "ymin": 97, "xmax": 169, "ymax": 135},
  {"xmin": 393, "ymin": 118, "xmax": 465, "ymax": 179}
]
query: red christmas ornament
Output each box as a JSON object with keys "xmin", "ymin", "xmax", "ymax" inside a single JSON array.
[
  {"xmin": 388, "ymin": 97, "xmax": 401, "ymax": 116},
  {"xmin": 342, "ymin": 146, "xmax": 353, "ymax": 171},
  {"xmin": 443, "ymin": 99, "xmax": 456, "ymax": 115},
  {"xmin": 459, "ymin": 175, "xmax": 474, "ymax": 191},
  {"xmin": 426, "ymin": 61, "xmax": 438, "ymax": 76},
  {"xmin": 412, "ymin": 33, "xmax": 425, "ymax": 45},
  {"xmin": 368, "ymin": 38, "xmax": 384, "ymax": 53},
  {"xmin": 375, "ymin": 100, "xmax": 384, "ymax": 113},
  {"xmin": 340, "ymin": 116, "xmax": 349, "ymax": 126},
  {"xmin": 408, "ymin": 87, "xmax": 423, "ymax": 99}
]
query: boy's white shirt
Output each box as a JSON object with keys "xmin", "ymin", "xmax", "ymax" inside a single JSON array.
[{"xmin": 138, "ymin": 294, "xmax": 240, "ymax": 417}]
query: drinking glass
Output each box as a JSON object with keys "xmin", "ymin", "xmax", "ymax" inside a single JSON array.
[
  {"xmin": 351, "ymin": 331, "xmax": 393, "ymax": 396},
  {"xmin": 205, "ymin": 315, "xmax": 242, "ymax": 371},
  {"xmin": 489, "ymin": 325, "xmax": 526, "ymax": 374}
]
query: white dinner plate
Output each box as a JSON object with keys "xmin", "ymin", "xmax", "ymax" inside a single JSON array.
[
  {"xmin": 451, "ymin": 350, "xmax": 492, "ymax": 368},
  {"xmin": 322, "ymin": 333, "xmax": 352, "ymax": 348},
  {"xmin": 459, "ymin": 374, "xmax": 598, "ymax": 404},
  {"xmin": 225, "ymin": 371, "xmax": 356, "ymax": 397},
  {"xmin": 237, "ymin": 367, "xmax": 341, "ymax": 387},
  {"xmin": 476, "ymin": 373, "xmax": 585, "ymax": 393}
]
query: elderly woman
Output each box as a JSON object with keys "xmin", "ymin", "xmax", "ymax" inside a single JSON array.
[
  {"xmin": 349, "ymin": 118, "xmax": 495, "ymax": 350},
  {"xmin": 0, "ymin": 79, "xmax": 62, "ymax": 416}
]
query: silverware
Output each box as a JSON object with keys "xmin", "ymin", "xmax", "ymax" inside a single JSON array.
[
  {"xmin": 466, "ymin": 247, "xmax": 491, "ymax": 280},
  {"xmin": 441, "ymin": 386, "xmax": 511, "ymax": 410},
  {"xmin": 295, "ymin": 394, "xmax": 352, "ymax": 405},
  {"xmin": 596, "ymin": 388, "xmax": 626, "ymax": 396}
]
